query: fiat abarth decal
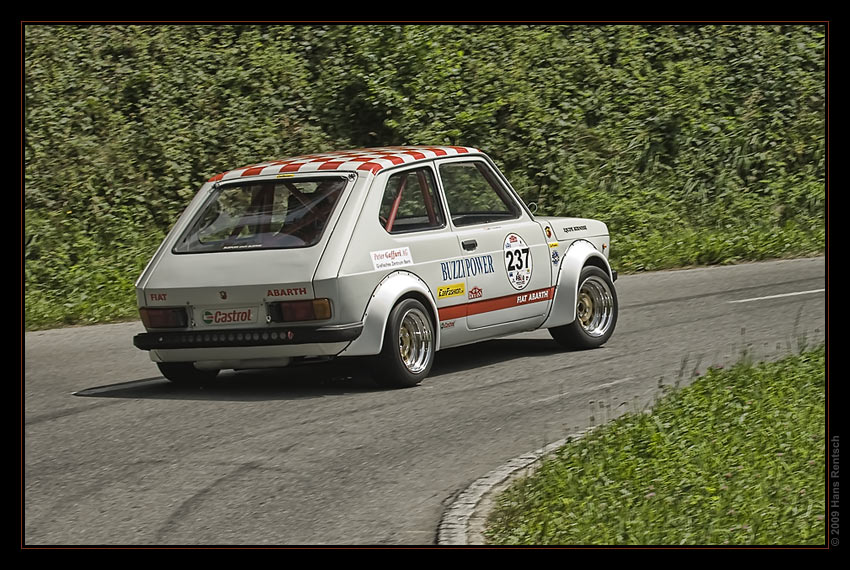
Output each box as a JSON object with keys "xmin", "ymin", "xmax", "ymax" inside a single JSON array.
[{"xmin": 134, "ymin": 146, "xmax": 618, "ymax": 388}]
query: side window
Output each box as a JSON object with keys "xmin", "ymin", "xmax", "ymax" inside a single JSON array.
[
  {"xmin": 379, "ymin": 167, "xmax": 445, "ymax": 234},
  {"xmin": 438, "ymin": 161, "xmax": 521, "ymax": 227}
]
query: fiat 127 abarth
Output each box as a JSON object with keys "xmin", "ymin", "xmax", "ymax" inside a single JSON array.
[{"xmin": 133, "ymin": 146, "xmax": 618, "ymax": 388}]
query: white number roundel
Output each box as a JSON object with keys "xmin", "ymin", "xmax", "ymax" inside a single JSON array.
[{"xmin": 503, "ymin": 233, "xmax": 532, "ymax": 290}]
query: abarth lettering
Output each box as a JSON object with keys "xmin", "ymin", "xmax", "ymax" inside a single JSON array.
[
  {"xmin": 515, "ymin": 288, "xmax": 551, "ymax": 306},
  {"xmin": 267, "ymin": 287, "xmax": 308, "ymax": 297},
  {"xmin": 528, "ymin": 289, "xmax": 550, "ymax": 301}
]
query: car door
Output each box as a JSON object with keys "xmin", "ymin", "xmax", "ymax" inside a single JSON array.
[
  {"xmin": 362, "ymin": 163, "xmax": 472, "ymax": 348},
  {"xmin": 436, "ymin": 158, "xmax": 553, "ymax": 329}
]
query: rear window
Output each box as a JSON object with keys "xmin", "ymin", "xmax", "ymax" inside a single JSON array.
[{"xmin": 173, "ymin": 176, "xmax": 347, "ymax": 253}]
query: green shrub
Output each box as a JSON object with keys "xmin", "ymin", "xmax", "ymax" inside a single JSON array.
[{"xmin": 24, "ymin": 24, "xmax": 825, "ymax": 328}]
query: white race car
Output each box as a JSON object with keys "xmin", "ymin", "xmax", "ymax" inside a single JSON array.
[{"xmin": 134, "ymin": 146, "xmax": 618, "ymax": 387}]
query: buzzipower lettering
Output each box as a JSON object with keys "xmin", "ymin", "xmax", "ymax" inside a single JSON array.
[{"xmin": 440, "ymin": 254, "xmax": 495, "ymax": 281}]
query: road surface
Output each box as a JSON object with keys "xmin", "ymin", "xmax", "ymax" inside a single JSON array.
[{"xmin": 23, "ymin": 257, "xmax": 827, "ymax": 545}]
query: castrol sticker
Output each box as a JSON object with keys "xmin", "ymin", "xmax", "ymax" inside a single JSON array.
[
  {"xmin": 503, "ymin": 233, "xmax": 532, "ymax": 290},
  {"xmin": 201, "ymin": 307, "xmax": 257, "ymax": 326}
]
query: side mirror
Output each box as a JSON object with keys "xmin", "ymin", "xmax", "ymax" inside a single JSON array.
[{"xmin": 527, "ymin": 201, "xmax": 538, "ymax": 214}]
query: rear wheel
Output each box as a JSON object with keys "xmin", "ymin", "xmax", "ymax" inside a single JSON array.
[
  {"xmin": 157, "ymin": 362, "xmax": 219, "ymax": 385},
  {"xmin": 549, "ymin": 266, "xmax": 618, "ymax": 350},
  {"xmin": 372, "ymin": 298, "xmax": 435, "ymax": 388}
]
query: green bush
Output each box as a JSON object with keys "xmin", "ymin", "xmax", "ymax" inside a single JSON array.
[{"xmin": 24, "ymin": 24, "xmax": 825, "ymax": 328}]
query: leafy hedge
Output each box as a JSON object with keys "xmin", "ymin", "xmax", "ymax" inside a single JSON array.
[{"xmin": 24, "ymin": 24, "xmax": 825, "ymax": 328}]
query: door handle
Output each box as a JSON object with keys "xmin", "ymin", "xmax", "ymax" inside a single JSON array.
[{"xmin": 462, "ymin": 239, "xmax": 478, "ymax": 251}]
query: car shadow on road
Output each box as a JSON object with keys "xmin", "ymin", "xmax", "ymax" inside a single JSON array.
[
  {"xmin": 429, "ymin": 336, "xmax": 563, "ymax": 377},
  {"xmin": 73, "ymin": 337, "xmax": 565, "ymax": 402}
]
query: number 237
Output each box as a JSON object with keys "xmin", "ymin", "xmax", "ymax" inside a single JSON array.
[{"xmin": 505, "ymin": 248, "xmax": 531, "ymax": 271}]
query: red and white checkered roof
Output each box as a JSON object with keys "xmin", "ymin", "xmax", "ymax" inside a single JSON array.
[{"xmin": 208, "ymin": 145, "xmax": 481, "ymax": 182}]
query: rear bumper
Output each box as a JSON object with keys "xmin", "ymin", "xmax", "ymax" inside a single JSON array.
[{"xmin": 134, "ymin": 322, "xmax": 363, "ymax": 351}]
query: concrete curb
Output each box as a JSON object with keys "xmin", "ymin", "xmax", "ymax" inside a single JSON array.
[{"xmin": 437, "ymin": 431, "xmax": 591, "ymax": 545}]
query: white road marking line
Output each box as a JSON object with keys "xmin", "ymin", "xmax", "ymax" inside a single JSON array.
[
  {"xmin": 727, "ymin": 289, "xmax": 825, "ymax": 304},
  {"xmin": 596, "ymin": 377, "xmax": 635, "ymax": 390},
  {"xmin": 532, "ymin": 377, "xmax": 634, "ymax": 404},
  {"xmin": 533, "ymin": 393, "xmax": 570, "ymax": 404}
]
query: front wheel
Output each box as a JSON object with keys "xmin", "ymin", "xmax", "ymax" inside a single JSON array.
[
  {"xmin": 549, "ymin": 266, "xmax": 618, "ymax": 350},
  {"xmin": 372, "ymin": 298, "xmax": 435, "ymax": 389}
]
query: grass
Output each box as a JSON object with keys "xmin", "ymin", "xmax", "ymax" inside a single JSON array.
[
  {"xmin": 485, "ymin": 347, "xmax": 826, "ymax": 545},
  {"xmin": 610, "ymin": 223, "xmax": 825, "ymax": 274}
]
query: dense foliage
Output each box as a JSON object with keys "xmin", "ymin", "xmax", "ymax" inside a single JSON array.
[
  {"xmin": 486, "ymin": 347, "xmax": 827, "ymax": 545},
  {"xmin": 24, "ymin": 24, "xmax": 825, "ymax": 328}
]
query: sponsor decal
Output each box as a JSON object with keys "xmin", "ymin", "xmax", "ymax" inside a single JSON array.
[
  {"xmin": 563, "ymin": 225, "xmax": 588, "ymax": 233},
  {"xmin": 201, "ymin": 308, "xmax": 256, "ymax": 325},
  {"xmin": 504, "ymin": 233, "xmax": 532, "ymax": 290},
  {"xmin": 149, "ymin": 292, "xmax": 167, "ymax": 302},
  {"xmin": 517, "ymin": 289, "xmax": 551, "ymax": 303},
  {"xmin": 551, "ymin": 250, "xmax": 560, "ymax": 266},
  {"xmin": 548, "ymin": 241, "xmax": 559, "ymax": 248},
  {"xmin": 440, "ymin": 320, "xmax": 456, "ymax": 329},
  {"xmin": 545, "ymin": 226, "xmax": 553, "ymax": 239},
  {"xmin": 371, "ymin": 247, "xmax": 414, "ymax": 270},
  {"xmin": 468, "ymin": 286, "xmax": 483, "ymax": 300},
  {"xmin": 437, "ymin": 282, "xmax": 466, "ymax": 299},
  {"xmin": 438, "ymin": 286, "xmax": 555, "ymax": 321},
  {"xmin": 440, "ymin": 254, "xmax": 495, "ymax": 281},
  {"xmin": 267, "ymin": 287, "xmax": 308, "ymax": 297}
]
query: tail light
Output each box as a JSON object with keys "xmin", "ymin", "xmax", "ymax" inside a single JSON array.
[
  {"xmin": 140, "ymin": 307, "xmax": 189, "ymax": 329},
  {"xmin": 268, "ymin": 299, "xmax": 332, "ymax": 322}
]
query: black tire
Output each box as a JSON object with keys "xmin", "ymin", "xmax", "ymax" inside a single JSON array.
[
  {"xmin": 157, "ymin": 362, "xmax": 219, "ymax": 385},
  {"xmin": 372, "ymin": 298, "xmax": 435, "ymax": 389},
  {"xmin": 549, "ymin": 266, "xmax": 618, "ymax": 350}
]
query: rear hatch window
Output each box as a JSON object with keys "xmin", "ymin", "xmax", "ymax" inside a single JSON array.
[{"xmin": 173, "ymin": 176, "xmax": 347, "ymax": 253}]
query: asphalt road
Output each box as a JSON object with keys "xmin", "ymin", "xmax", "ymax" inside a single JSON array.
[{"xmin": 23, "ymin": 257, "xmax": 827, "ymax": 546}]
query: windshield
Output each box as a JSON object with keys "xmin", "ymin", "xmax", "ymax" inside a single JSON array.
[{"xmin": 173, "ymin": 176, "xmax": 348, "ymax": 253}]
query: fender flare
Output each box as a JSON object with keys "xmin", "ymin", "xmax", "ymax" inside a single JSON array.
[
  {"xmin": 339, "ymin": 270, "xmax": 440, "ymax": 357},
  {"xmin": 541, "ymin": 240, "xmax": 615, "ymax": 329}
]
